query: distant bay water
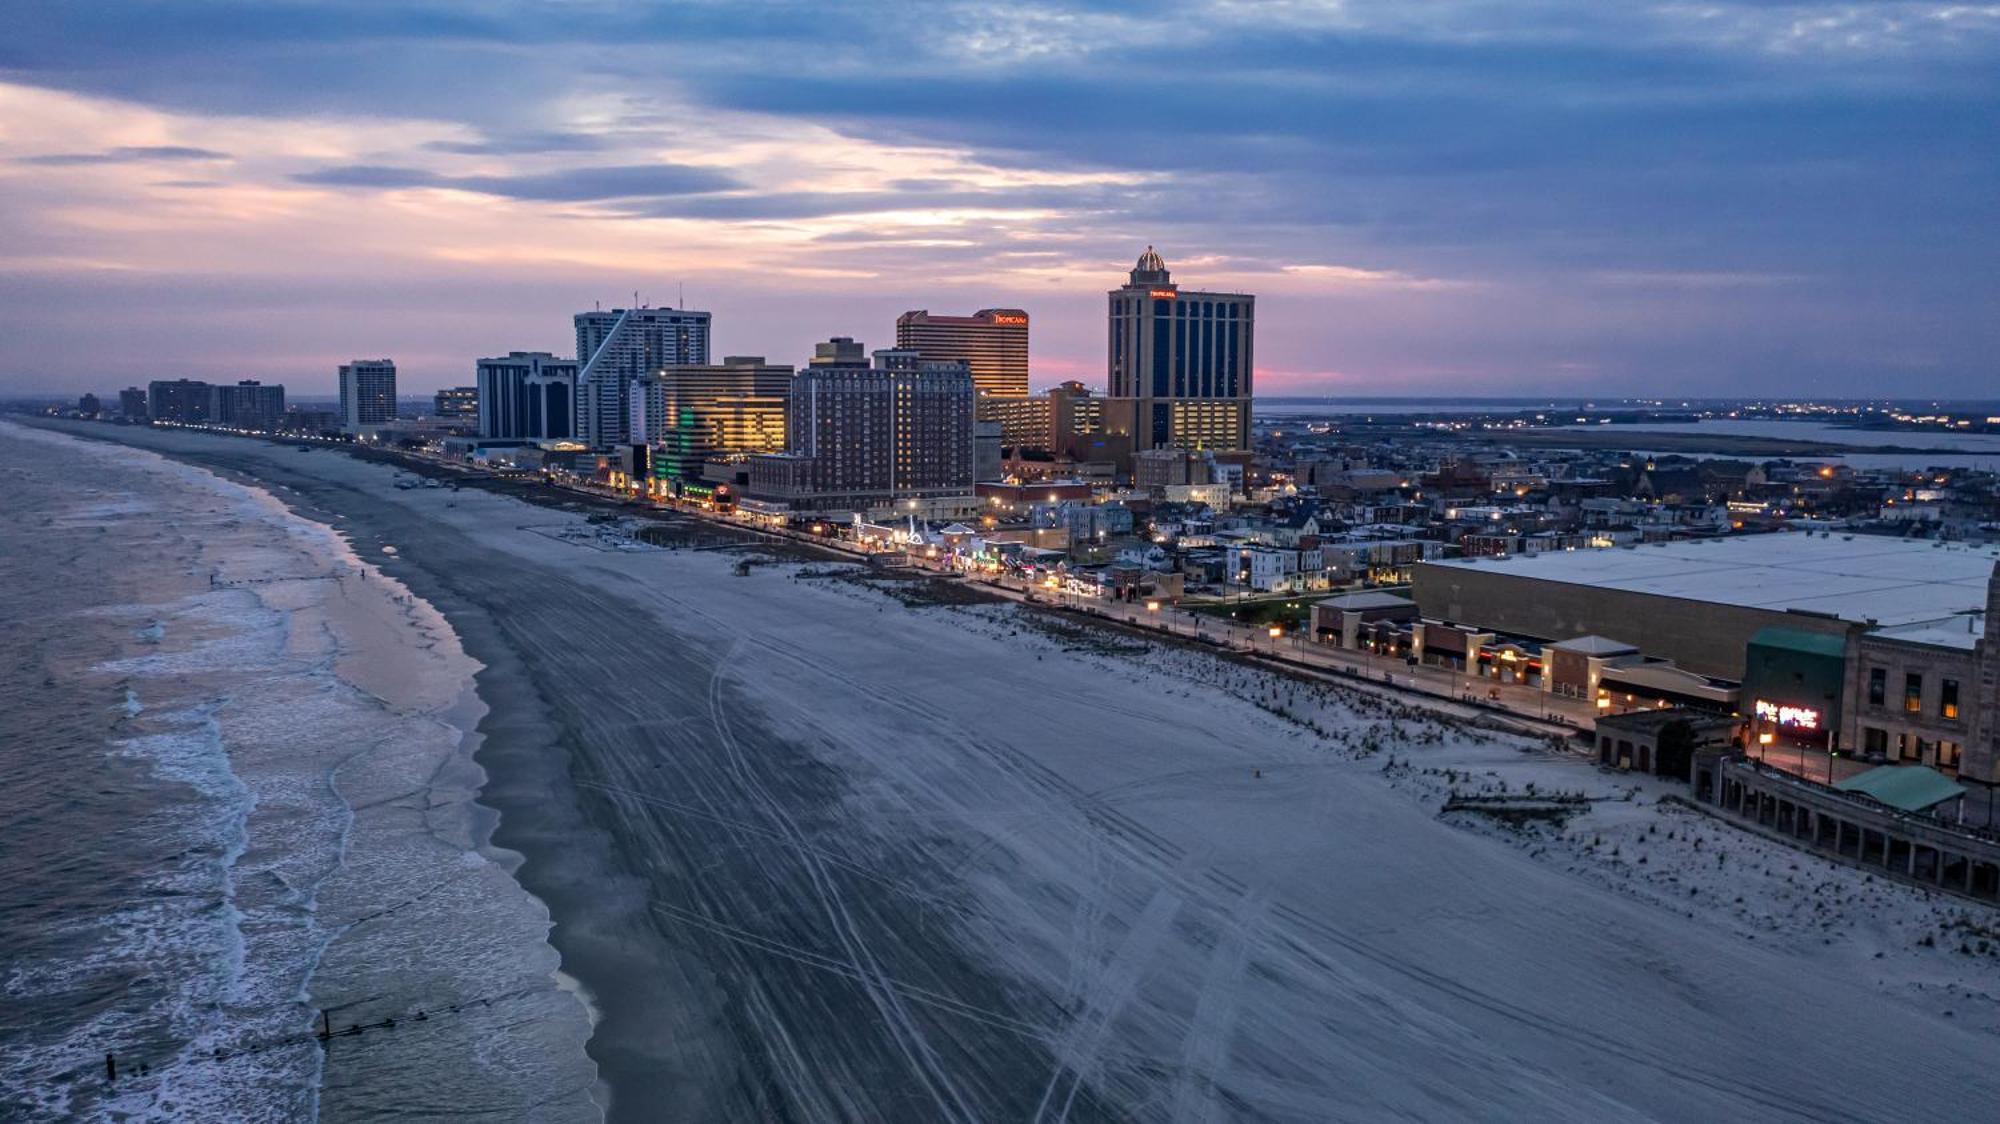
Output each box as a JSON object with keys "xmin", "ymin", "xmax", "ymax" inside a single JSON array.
[
  {"xmin": 1252, "ymin": 399, "xmax": 2000, "ymax": 471},
  {"xmin": 1255, "ymin": 397, "xmax": 1599, "ymax": 418},
  {"xmin": 1552, "ymin": 419, "xmax": 2000, "ymax": 472}
]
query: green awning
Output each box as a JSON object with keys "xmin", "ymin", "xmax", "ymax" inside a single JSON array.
[
  {"xmin": 1834, "ymin": 765, "xmax": 1968, "ymax": 813},
  {"xmin": 1748, "ymin": 626, "xmax": 1848, "ymax": 660}
]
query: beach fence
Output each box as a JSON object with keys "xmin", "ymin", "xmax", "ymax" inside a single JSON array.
[{"xmin": 83, "ymin": 985, "xmax": 545, "ymax": 1094}]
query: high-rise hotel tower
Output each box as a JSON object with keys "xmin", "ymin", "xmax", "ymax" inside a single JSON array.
[
  {"xmin": 894, "ymin": 308, "xmax": 1029, "ymax": 399},
  {"xmin": 628, "ymin": 356, "xmax": 793, "ymax": 481},
  {"xmin": 746, "ymin": 339, "xmax": 975, "ymax": 512},
  {"xmin": 338, "ymin": 359, "xmax": 398, "ymax": 434},
  {"xmin": 898, "ymin": 307, "xmax": 1037, "ymax": 448},
  {"xmin": 1105, "ymin": 247, "xmax": 1253, "ymax": 451},
  {"xmin": 573, "ymin": 306, "xmax": 711, "ymax": 447}
]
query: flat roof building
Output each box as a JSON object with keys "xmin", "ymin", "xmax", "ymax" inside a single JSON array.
[
  {"xmin": 212, "ymin": 380, "xmax": 286, "ymax": 431},
  {"xmin": 478, "ymin": 352, "xmax": 577, "ymax": 442},
  {"xmin": 895, "ymin": 308, "xmax": 1028, "ymax": 399},
  {"xmin": 1413, "ymin": 535, "xmax": 2000, "ymax": 680},
  {"xmin": 148, "ymin": 379, "xmax": 212, "ymax": 425},
  {"xmin": 630, "ymin": 356, "xmax": 792, "ymax": 482},
  {"xmin": 1842, "ymin": 564, "xmax": 1997, "ymax": 788},
  {"xmin": 338, "ymin": 359, "xmax": 397, "ymax": 433},
  {"xmin": 747, "ymin": 340, "xmax": 974, "ymax": 513},
  {"xmin": 434, "ymin": 385, "xmax": 479, "ymax": 420}
]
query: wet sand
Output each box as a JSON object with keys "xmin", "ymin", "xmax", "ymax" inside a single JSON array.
[
  {"xmin": 30, "ymin": 427, "xmax": 1067, "ymax": 1120},
  {"xmin": 35, "ymin": 419, "xmax": 2000, "ymax": 1123}
]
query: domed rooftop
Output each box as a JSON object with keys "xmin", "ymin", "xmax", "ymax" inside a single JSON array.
[{"xmin": 1129, "ymin": 245, "xmax": 1171, "ymax": 285}]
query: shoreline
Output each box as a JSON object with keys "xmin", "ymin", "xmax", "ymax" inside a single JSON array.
[
  {"xmin": 24, "ymin": 416, "xmax": 2000, "ymax": 1121},
  {"xmin": 102, "ymin": 425, "xmax": 728, "ymax": 1115},
  {"xmin": 172, "ymin": 434, "xmax": 614, "ymax": 1122},
  {"xmin": 283, "ymin": 474, "xmax": 603, "ymax": 1122},
  {"xmin": 3, "ymin": 419, "xmax": 604, "ymax": 1121}
]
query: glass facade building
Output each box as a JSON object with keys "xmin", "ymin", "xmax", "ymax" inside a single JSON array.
[
  {"xmin": 477, "ymin": 352, "xmax": 578, "ymax": 441},
  {"xmin": 1105, "ymin": 247, "xmax": 1254, "ymax": 451}
]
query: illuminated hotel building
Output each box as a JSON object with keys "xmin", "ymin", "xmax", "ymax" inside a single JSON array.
[
  {"xmin": 895, "ymin": 308, "xmax": 1029, "ymax": 399},
  {"xmin": 747, "ymin": 339, "xmax": 975, "ymax": 511},
  {"xmin": 1105, "ymin": 247, "xmax": 1253, "ymax": 451},
  {"xmin": 971, "ymin": 379, "xmax": 1110, "ymax": 456},
  {"xmin": 147, "ymin": 379, "xmax": 212, "ymax": 424},
  {"xmin": 1049, "ymin": 380, "xmax": 1105, "ymax": 454},
  {"xmin": 212, "ymin": 380, "xmax": 286, "ymax": 431},
  {"xmin": 628, "ymin": 356, "xmax": 793, "ymax": 481},
  {"xmin": 338, "ymin": 359, "xmax": 398, "ymax": 434},
  {"xmin": 573, "ymin": 306, "xmax": 711, "ymax": 447},
  {"xmin": 979, "ymin": 395, "xmax": 1051, "ymax": 451},
  {"xmin": 434, "ymin": 385, "xmax": 479, "ymax": 421}
]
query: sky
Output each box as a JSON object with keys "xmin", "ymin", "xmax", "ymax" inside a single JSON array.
[{"xmin": 1, "ymin": 1, "xmax": 1996, "ymax": 399}]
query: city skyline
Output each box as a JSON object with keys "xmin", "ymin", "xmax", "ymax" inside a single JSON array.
[
  {"xmin": 1, "ymin": 2, "xmax": 1996, "ymax": 398},
  {"xmin": 9, "ymin": 7, "xmax": 2000, "ymax": 1116}
]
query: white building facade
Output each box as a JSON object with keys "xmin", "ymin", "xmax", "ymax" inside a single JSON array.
[
  {"xmin": 573, "ymin": 307, "xmax": 711, "ymax": 447},
  {"xmin": 338, "ymin": 359, "xmax": 397, "ymax": 434}
]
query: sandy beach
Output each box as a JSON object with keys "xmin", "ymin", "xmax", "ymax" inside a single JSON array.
[{"xmin": 31, "ymin": 418, "xmax": 2000, "ymax": 1122}]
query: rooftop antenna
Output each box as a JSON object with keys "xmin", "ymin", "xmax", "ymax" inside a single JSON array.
[
  {"xmin": 678, "ymin": 282, "xmax": 685, "ymax": 311},
  {"xmin": 634, "ymin": 289, "xmax": 641, "ymax": 309}
]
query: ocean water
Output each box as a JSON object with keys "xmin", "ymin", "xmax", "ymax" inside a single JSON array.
[{"xmin": 0, "ymin": 423, "xmax": 597, "ymax": 1121}]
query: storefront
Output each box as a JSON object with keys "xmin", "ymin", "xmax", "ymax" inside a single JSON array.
[
  {"xmin": 1740, "ymin": 626, "xmax": 1847, "ymax": 748},
  {"xmin": 1473, "ymin": 641, "xmax": 1542, "ymax": 686}
]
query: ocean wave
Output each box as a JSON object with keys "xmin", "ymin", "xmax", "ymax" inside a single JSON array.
[{"xmin": 0, "ymin": 420, "xmax": 598, "ymax": 1122}]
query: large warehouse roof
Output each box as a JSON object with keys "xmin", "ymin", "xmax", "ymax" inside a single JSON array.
[{"xmin": 1423, "ymin": 534, "xmax": 1999, "ymax": 630}]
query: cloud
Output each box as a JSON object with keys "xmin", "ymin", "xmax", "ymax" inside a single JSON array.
[
  {"xmin": 1277, "ymin": 263, "xmax": 1476, "ymax": 292},
  {"xmin": 1591, "ymin": 270, "xmax": 1809, "ymax": 290},
  {"xmin": 18, "ymin": 144, "xmax": 229, "ymax": 165},
  {"xmin": 422, "ymin": 130, "xmax": 612, "ymax": 156},
  {"xmin": 292, "ymin": 162, "xmax": 743, "ymax": 201},
  {"xmin": 0, "ymin": 2, "xmax": 1996, "ymax": 396},
  {"xmin": 622, "ymin": 184, "xmax": 1124, "ymax": 221},
  {"xmin": 290, "ymin": 164, "xmax": 441, "ymax": 189}
]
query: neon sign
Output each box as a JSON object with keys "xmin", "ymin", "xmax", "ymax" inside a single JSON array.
[
  {"xmin": 1754, "ymin": 700, "xmax": 1820, "ymax": 730},
  {"xmin": 990, "ymin": 314, "xmax": 1028, "ymax": 325},
  {"xmin": 1148, "ymin": 289, "xmax": 1177, "ymax": 299}
]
